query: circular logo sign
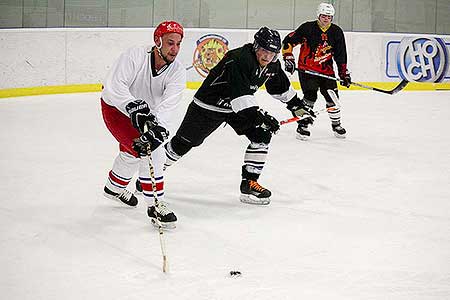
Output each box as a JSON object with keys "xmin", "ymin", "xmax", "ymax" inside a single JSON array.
[
  {"xmin": 192, "ymin": 34, "xmax": 229, "ymax": 78},
  {"xmin": 396, "ymin": 37, "xmax": 448, "ymax": 82}
]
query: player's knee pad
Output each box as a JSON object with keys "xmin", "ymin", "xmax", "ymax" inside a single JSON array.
[
  {"xmin": 322, "ymin": 88, "xmax": 339, "ymax": 107},
  {"xmin": 246, "ymin": 126, "xmax": 272, "ymax": 144},
  {"xmin": 169, "ymin": 134, "xmax": 197, "ymax": 156}
]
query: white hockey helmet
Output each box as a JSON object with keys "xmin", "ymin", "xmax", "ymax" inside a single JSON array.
[{"xmin": 317, "ymin": 2, "xmax": 335, "ymax": 18}]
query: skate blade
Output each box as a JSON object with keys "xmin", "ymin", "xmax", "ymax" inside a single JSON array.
[
  {"xmin": 296, "ymin": 133, "xmax": 309, "ymax": 141},
  {"xmin": 333, "ymin": 132, "xmax": 346, "ymax": 139},
  {"xmin": 150, "ymin": 218, "xmax": 176, "ymax": 230},
  {"xmin": 239, "ymin": 194, "xmax": 270, "ymax": 205}
]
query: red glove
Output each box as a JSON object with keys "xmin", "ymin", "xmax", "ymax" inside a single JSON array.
[{"xmin": 338, "ymin": 64, "xmax": 351, "ymax": 88}]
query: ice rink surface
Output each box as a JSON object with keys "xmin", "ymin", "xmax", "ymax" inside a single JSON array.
[{"xmin": 1, "ymin": 89, "xmax": 450, "ymax": 300}]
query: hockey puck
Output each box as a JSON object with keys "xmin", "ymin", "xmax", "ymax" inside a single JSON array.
[{"xmin": 229, "ymin": 270, "xmax": 242, "ymax": 277}]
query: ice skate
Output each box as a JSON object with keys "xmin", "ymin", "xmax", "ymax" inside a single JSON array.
[
  {"xmin": 147, "ymin": 202, "xmax": 177, "ymax": 229},
  {"xmin": 296, "ymin": 125, "xmax": 310, "ymax": 141},
  {"xmin": 135, "ymin": 179, "xmax": 143, "ymax": 194},
  {"xmin": 332, "ymin": 124, "xmax": 346, "ymax": 138},
  {"xmin": 103, "ymin": 186, "xmax": 138, "ymax": 207},
  {"xmin": 240, "ymin": 179, "xmax": 271, "ymax": 205}
]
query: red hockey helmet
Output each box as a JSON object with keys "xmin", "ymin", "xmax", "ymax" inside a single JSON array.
[{"xmin": 154, "ymin": 21, "xmax": 184, "ymax": 41}]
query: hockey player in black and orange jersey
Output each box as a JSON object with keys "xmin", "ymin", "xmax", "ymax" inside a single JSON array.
[
  {"xmin": 163, "ymin": 27, "xmax": 315, "ymax": 205},
  {"xmin": 282, "ymin": 2, "xmax": 351, "ymax": 140}
]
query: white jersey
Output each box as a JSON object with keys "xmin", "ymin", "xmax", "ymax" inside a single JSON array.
[{"xmin": 101, "ymin": 46, "xmax": 186, "ymax": 130}]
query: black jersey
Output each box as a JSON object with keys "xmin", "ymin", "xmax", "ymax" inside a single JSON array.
[
  {"xmin": 194, "ymin": 43, "xmax": 294, "ymax": 113},
  {"xmin": 282, "ymin": 21, "xmax": 347, "ymax": 75}
]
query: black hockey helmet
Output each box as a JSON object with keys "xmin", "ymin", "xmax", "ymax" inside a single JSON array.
[{"xmin": 253, "ymin": 27, "xmax": 282, "ymax": 53}]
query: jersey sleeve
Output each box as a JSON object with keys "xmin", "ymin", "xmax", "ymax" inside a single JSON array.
[
  {"xmin": 282, "ymin": 23, "xmax": 306, "ymax": 54},
  {"xmin": 101, "ymin": 48, "xmax": 140, "ymax": 115},
  {"xmin": 333, "ymin": 26, "xmax": 348, "ymax": 65},
  {"xmin": 265, "ymin": 60, "xmax": 297, "ymax": 103}
]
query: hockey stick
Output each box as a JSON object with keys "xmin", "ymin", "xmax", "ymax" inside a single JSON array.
[
  {"xmin": 144, "ymin": 124, "xmax": 168, "ymax": 273},
  {"xmin": 280, "ymin": 106, "xmax": 338, "ymax": 125},
  {"xmin": 296, "ymin": 68, "xmax": 408, "ymax": 95},
  {"xmin": 280, "ymin": 89, "xmax": 341, "ymax": 126}
]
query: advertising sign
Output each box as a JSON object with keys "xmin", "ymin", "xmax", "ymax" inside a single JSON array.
[{"xmin": 385, "ymin": 36, "xmax": 449, "ymax": 82}]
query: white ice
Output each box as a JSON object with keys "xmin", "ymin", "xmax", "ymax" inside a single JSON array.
[{"xmin": 1, "ymin": 89, "xmax": 450, "ymax": 300}]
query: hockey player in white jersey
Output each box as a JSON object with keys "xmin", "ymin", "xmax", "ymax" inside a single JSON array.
[{"xmin": 100, "ymin": 21, "xmax": 186, "ymax": 228}]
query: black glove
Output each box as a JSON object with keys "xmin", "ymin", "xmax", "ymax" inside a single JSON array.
[
  {"xmin": 286, "ymin": 96, "xmax": 316, "ymax": 119},
  {"xmin": 125, "ymin": 100, "xmax": 158, "ymax": 134},
  {"xmin": 255, "ymin": 109, "xmax": 280, "ymax": 134},
  {"xmin": 132, "ymin": 125, "xmax": 169, "ymax": 157},
  {"xmin": 283, "ymin": 53, "xmax": 296, "ymax": 74},
  {"xmin": 338, "ymin": 64, "xmax": 351, "ymax": 88},
  {"xmin": 236, "ymin": 107, "xmax": 279, "ymax": 134}
]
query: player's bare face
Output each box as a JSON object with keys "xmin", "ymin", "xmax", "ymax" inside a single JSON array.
[
  {"xmin": 318, "ymin": 14, "xmax": 332, "ymax": 27},
  {"xmin": 256, "ymin": 48, "xmax": 276, "ymax": 67},
  {"xmin": 160, "ymin": 33, "xmax": 182, "ymax": 62}
]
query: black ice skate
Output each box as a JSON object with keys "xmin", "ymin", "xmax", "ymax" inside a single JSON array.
[
  {"xmin": 296, "ymin": 117, "xmax": 313, "ymax": 140},
  {"xmin": 332, "ymin": 124, "xmax": 346, "ymax": 139},
  {"xmin": 147, "ymin": 202, "xmax": 177, "ymax": 229},
  {"xmin": 296, "ymin": 125, "xmax": 311, "ymax": 140},
  {"xmin": 240, "ymin": 179, "xmax": 271, "ymax": 205},
  {"xmin": 135, "ymin": 179, "xmax": 143, "ymax": 193},
  {"xmin": 103, "ymin": 186, "xmax": 138, "ymax": 207}
]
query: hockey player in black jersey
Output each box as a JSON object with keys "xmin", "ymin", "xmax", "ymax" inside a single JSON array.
[
  {"xmin": 164, "ymin": 27, "xmax": 314, "ymax": 205},
  {"xmin": 282, "ymin": 2, "xmax": 351, "ymax": 140}
]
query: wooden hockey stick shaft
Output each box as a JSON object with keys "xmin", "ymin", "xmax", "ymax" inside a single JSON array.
[
  {"xmin": 280, "ymin": 106, "xmax": 337, "ymax": 125},
  {"xmin": 280, "ymin": 89, "xmax": 341, "ymax": 126},
  {"xmin": 144, "ymin": 124, "xmax": 168, "ymax": 273}
]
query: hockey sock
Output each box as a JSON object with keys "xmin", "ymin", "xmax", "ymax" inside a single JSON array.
[
  {"xmin": 164, "ymin": 141, "xmax": 182, "ymax": 168},
  {"xmin": 139, "ymin": 146, "xmax": 166, "ymax": 205},
  {"xmin": 242, "ymin": 142, "xmax": 269, "ymax": 178},
  {"xmin": 139, "ymin": 175, "xmax": 165, "ymax": 205},
  {"xmin": 327, "ymin": 105, "xmax": 342, "ymax": 125},
  {"xmin": 105, "ymin": 151, "xmax": 140, "ymax": 193}
]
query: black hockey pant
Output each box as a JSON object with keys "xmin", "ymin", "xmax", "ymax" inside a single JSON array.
[{"xmin": 165, "ymin": 101, "xmax": 271, "ymax": 180}]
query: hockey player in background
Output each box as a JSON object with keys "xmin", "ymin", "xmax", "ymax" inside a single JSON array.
[
  {"xmin": 282, "ymin": 2, "xmax": 351, "ymax": 140},
  {"xmin": 163, "ymin": 27, "xmax": 314, "ymax": 206},
  {"xmin": 100, "ymin": 21, "xmax": 186, "ymax": 229}
]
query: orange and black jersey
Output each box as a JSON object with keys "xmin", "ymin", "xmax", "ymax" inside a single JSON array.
[
  {"xmin": 194, "ymin": 43, "xmax": 294, "ymax": 112},
  {"xmin": 282, "ymin": 21, "xmax": 347, "ymax": 75}
]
